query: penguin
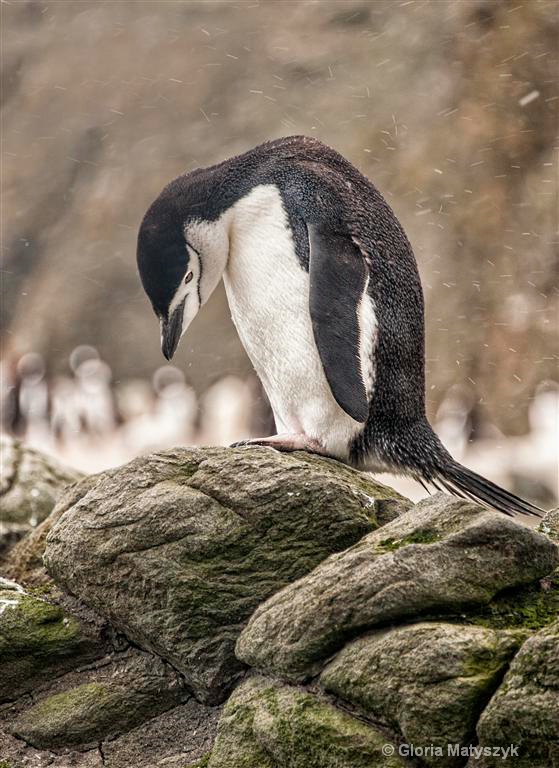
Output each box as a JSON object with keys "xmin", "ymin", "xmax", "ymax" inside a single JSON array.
[{"xmin": 136, "ymin": 135, "xmax": 543, "ymax": 518}]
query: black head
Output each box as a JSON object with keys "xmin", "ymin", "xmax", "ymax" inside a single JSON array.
[
  {"xmin": 137, "ymin": 195, "xmax": 190, "ymax": 320},
  {"xmin": 137, "ymin": 179, "xmax": 230, "ymax": 360}
]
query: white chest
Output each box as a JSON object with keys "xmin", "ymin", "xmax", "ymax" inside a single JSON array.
[{"xmin": 222, "ymin": 184, "xmax": 364, "ymax": 459}]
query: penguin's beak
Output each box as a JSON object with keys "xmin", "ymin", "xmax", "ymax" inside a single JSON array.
[{"xmin": 161, "ymin": 302, "xmax": 185, "ymax": 361}]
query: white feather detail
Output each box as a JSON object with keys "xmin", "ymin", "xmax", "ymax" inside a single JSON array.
[
  {"xmin": 358, "ymin": 275, "xmax": 377, "ymax": 400},
  {"xmin": 222, "ymin": 184, "xmax": 368, "ymax": 459}
]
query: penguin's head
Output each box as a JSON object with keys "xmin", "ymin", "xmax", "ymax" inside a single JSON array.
[{"xmin": 137, "ymin": 186, "xmax": 229, "ymax": 360}]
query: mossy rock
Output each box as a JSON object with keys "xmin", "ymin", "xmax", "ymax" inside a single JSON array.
[
  {"xmin": 237, "ymin": 494, "xmax": 559, "ymax": 681},
  {"xmin": 208, "ymin": 676, "xmax": 408, "ymax": 768},
  {"xmin": 11, "ymin": 650, "xmax": 187, "ymax": 749},
  {"xmin": 463, "ymin": 570, "xmax": 559, "ymax": 631},
  {"xmin": 44, "ymin": 447, "xmax": 407, "ymax": 704},
  {"xmin": 3, "ymin": 473, "xmax": 99, "ymax": 586},
  {"xmin": 0, "ymin": 582, "xmax": 105, "ymax": 703},
  {"xmin": 321, "ymin": 622, "xmax": 526, "ymax": 767},
  {"xmin": 185, "ymin": 755, "xmax": 212, "ymax": 768},
  {"xmin": 474, "ymin": 619, "xmax": 559, "ymax": 767},
  {"xmin": 376, "ymin": 529, "xmax": 441, "ymax": 551}
]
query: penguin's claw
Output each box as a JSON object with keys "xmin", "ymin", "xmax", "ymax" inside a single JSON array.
[
  {"xmin": 230, "ymin": 439, "xmax": 259, "ymax": 448},
  {"xmin": 230, "ymin": 434, "xmax": 329, "ymax": 456}
]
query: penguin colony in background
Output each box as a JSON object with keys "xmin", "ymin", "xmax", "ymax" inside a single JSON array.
[{"xmin": 137, "ymin": 135, "xmax": 542, "ymax": 518}]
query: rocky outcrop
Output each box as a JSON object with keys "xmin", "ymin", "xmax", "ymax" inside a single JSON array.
[
  {"xmin": 11, "ymin": 649, "xmax": 188, "ymax": 750},
  {"xmin": 236, "ymin": 495, "xmax": 558, "ymax": 680},
  {"xmin": 207, "ymin": 676, "xmax": 408, "ymax": 768},
  {"xmin": 0, "ymin": 436, "xmax": 82, "ymax": 564},
  {"xmin": 43, "ymin": 447, "xmax": 406, "ymax": 704},
  {"xmin": 2, "ymin": 445, "xmax": 558, "ymax": 768}
]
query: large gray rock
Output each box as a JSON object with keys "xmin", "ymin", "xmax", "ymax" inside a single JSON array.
[
  {"xmin": 236, "ymin": 494, "xmax": 559, "ymax": 680},
  {"xmin": 321, "ymin": 623, "xmax": 526, "ymax": 767},
  {"xmin": 473, "ymin": 619, "xmax": 559, "ymax": 768},
  {"xmin": 44, "ymin": 447, "xmax": 406, "ymax": 704},
  {"xmin": 207, "ymin": 675, "xmax": 409, "ymax": 768},
  {"xmin": 4, "ymin": 442, "xmax": 558, "ymax": 768}
]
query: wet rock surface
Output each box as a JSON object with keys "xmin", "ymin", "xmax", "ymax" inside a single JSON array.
[{"xmin": 2, "ymin": 444, "xmax": 558, "ymax": 768}]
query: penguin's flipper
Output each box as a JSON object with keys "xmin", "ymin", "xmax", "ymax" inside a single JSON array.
[{"xmin": 308, "ymin": 223, "xmax": 369, "ymax": 423}]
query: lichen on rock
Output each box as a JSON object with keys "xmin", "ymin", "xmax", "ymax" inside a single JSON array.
[
  {"xmin": 2, "ymin": 442, "xmax": 558, "ymax": 768},
  {"xmin": 473, "ymin": 619, "xmax": 559, "ymax": 767}
]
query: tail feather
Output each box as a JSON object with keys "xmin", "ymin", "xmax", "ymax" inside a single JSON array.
[
  {"xmin": 435, "ymin": 461, "xmax": 544, "ymax": 518},
  {"xmin": 363, "ymin": 418, "xmax": 546, "ymax": 518}
]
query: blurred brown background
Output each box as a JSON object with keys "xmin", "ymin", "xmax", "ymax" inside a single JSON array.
[{"xmin": 1, "ymin": 0, "xmax": 557, "ymax": 503}]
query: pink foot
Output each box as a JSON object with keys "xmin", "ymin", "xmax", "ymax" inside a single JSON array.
[{"xmin": 231, "ymin": 433, "xmax": 329, "ymax": 456}]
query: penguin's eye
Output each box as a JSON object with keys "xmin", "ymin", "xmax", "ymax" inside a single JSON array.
[{"xmin": 184, "ymin": 271, "xmax": 194, "ymax": 285}]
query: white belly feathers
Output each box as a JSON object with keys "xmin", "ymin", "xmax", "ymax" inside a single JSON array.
[{"xmin": 221, "ymin": 184, "xmax": 374, "ymax": 460}]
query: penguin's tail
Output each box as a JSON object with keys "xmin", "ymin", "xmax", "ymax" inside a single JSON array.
[
  {"xmin": 367, "ymin": 418, "xmax": 545, "ymax": 518},
  {"xmin": 431, "ymin": 459, "xmax": 544, "ymax": 518}
]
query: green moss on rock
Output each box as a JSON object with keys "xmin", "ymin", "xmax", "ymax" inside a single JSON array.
[
  {"xmin": 321, "ymin": 622, "xmax": 524, "ymax": 768},
  {"xmin": 476, "ymin": 620, "xmax": 559, "ymax": 766},
  {"xmin": 208, "ymin": 676, "xmax": 406, "ymax": 768},
  {"xmin": 0, "ymin": 593, "xmax": 81, "ymax": 651},
  {"xmin": 465, "ymin": 572, "xmax": 559, "ymax": 631},
  {"xmin": 12, "ymin": 651, "xmax": 187, "ymax": 749},
  {"xmin": 44, "ymin": 447, "xmax": 404, "ymax": 704},
  {"xmin": 236, "ymin": 495, "xmax": 558, "ymax": 682},
  {"xmin": 0, "ymin": 589, "xmax": 104, "ymax": 702},
  {"xmin": 377, "ymin": 529, "xmax": 441, "ymax": 551},
  {"xmin": 185, "ymin": 755, "xmax": 212, "ymax": 768},
  {"xmin": 13, "ymin": 682, "xmax": 116, "ymax": 748}
]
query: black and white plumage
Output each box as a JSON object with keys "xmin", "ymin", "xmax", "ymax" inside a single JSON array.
[{"xmin": 137, "ymin": 136, "xmax": 542, "ymax": 518}]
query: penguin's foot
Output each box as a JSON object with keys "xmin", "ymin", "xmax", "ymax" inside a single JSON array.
[{"xmin": 231, "ymin": 434, "xmax": 329, "ymax": 455}]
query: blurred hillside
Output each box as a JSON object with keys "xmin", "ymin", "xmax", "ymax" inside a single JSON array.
[{"xmin": 2, "ymin": 0, "xmax": 558, "ymax": 446}]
